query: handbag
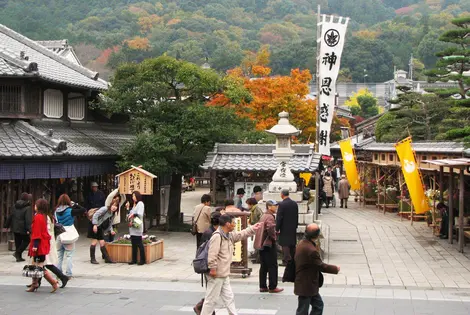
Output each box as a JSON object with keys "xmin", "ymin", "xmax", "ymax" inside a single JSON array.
[
  {"xmin": 131, "ymin": 216, "xmax": 142, "ymax": 228},
  {"xmin": 54, "ymin": 222, "xmax": 66, "ymax": 237},
  {"xmin": 191, "ymin": 206, "xmax": 204, "ymax": 236},
  {"xmin": 58, "ymin": 224, "xmax": 79, "ymax": 244},
  {"xmin": 22, "ymin": 265, "xmax": 44, "ymax": 278}
]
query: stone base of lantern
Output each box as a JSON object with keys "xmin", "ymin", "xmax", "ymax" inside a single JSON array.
[{"xmin": 263, "ymin": 191, "xmax": 303, "ymax": 202}]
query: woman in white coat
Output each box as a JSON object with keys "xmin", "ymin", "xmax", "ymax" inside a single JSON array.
[{"xmin": 27, "ymin": 203, "xmax": 69, "ymax": 289}]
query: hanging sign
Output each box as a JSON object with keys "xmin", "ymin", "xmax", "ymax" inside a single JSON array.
[
  {"xmin": 117, "ymin": 166, "xmax": 157, "ymax": 195},
  {"xmin": 317, "ymin": 15, "xmax": 349, "ymax": 156}
]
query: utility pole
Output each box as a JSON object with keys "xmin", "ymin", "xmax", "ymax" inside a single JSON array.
[
  {"xmin": 314, "ymin": 4, "xmax": 321, "ymax": 222},
  {"xmin": 409, "ymin": 54, "xmax": 413, "ymax": 81}
]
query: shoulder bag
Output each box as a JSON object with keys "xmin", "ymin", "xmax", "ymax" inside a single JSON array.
[
  {"xmin": 191, "ymin": 206, "xmax": 205, "ymax": 236},
  {"xmin": 56, "ymin": 210, "xmax": 79, "ymax": 244}
]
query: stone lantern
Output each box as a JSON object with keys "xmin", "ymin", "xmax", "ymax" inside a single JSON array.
[{"xmin": 265, "ymin": 111, "xmax": 300, "ymax": 194}]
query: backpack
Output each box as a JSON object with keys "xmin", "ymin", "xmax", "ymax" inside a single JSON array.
[
  {"xmin": 87, "ymin": 208, "xmax": 99, "ymax": 221},
  {"xmin": 193, "ymin": 232, "xmax": 222, "ymax": 274}
]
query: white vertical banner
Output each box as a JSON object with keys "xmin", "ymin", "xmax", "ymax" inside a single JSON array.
[{"xmin": 317, "ymin": 15, "xmax": 349, "ymax": 156}]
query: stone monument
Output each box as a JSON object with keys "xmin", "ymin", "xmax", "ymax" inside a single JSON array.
[
  {"xmin": 262, "ymin": 111, "xmax": 319, "ymax": 235},
  {"xmin": 263, "ymin": 111, "xmax": 303, "ymax": 202}
]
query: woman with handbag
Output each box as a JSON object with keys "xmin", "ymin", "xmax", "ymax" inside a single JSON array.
[
  {"xmin": 126, "ymin": 191, "xmax": 146, "ymax": 265},
  {"xmin": 55, "ymin": 194, "xmax": 86, "ymax": 278},
  {"xmin": 89, "ymin": 195, "xmax": 121, "ymax": 264},
  {"xmin": 26, "ymin": 199, "xmax": 59, "ymax": 293}
]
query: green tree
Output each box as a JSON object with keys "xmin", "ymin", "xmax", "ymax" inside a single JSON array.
[
  {"xmin": 426, "ymin": 16, "xmax": 470, "ymax": 145},
  {"xmin": 376, "ymin": 86, "xmax": 449, "ymax": 142},
  {"xmin": 357, "ymin": 95, "xmax": 379, "ymax": 118},
  {"xmin": 102, "ymin": 56, "xmax": 259, "ymax": 224}
]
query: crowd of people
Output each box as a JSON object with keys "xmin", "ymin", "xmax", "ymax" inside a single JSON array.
[
  {"xmin": 4, "ymin": 182, "xmax": 147, "ymax": 293},
  {"xmin": 192, "ymin": 187, "xmax": 341, "ymax": 315}
]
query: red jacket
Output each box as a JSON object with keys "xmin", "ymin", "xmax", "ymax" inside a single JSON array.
[{"xmin": 28, "ymin": 213, "xmax": 51, "ymax": 257}]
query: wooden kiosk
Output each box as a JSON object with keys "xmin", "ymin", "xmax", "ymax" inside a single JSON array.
[{"xmin": 226, "ymin": 211, "xmax": 252, "ymax": 278}]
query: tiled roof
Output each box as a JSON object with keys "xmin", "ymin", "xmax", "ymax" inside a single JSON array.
[
  {"xmin": 0, "ymin": 122, "xmax": 58, "ymax": 157},
  {"xmin": 202, "ymin": 143, "xmax": 321, "ymax": 172},
  {"xmin": 361, "ymin": 141, "xmax": 465, "ymax": 154},
  {"xmin": 0, "ymin": 120, "xmax": 131, "ymax": 159},
  {"xmin": 0, "ymin": 24, "xmax": 107, "ymax": 90},
  {"xmin": 32, "ymin": 120, "xmax": 132, "ymax": 157}
]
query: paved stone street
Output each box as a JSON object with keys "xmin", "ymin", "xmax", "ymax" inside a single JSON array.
[
  {"xmin": 1, "ymin": 277, "xmax": 470, "ymax": 315},
  {"xmin": 2, "ymin": 189, "xmax": 470, "ymax": 314},
  {"xmin": 1, "ymin": 189, "xmax": 470, "ymax": 288}
]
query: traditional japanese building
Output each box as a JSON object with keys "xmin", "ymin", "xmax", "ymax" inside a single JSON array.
[
  {"xmin": 201, "ymin": 143, "xmax": 321, "ymax": 205},
  {"xmin": 0, "ymin": 24, "xmax": 140, "ymax": 241}
]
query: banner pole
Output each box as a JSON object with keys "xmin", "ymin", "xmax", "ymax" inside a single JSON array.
[{"xmin": 314, "ymin": 5, "xmax": 321, "ymax": 222}]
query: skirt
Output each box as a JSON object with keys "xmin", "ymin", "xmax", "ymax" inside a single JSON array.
[{"xmin": 87, "ymin": 222, "xmax": 104, "ymax": 240}]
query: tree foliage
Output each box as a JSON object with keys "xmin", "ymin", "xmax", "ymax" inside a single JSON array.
[
  {"xmin": 425, "ymin": 16, "xmax": 470, "ymax": 145},
  {"xmin": 102, "ymin": 56, "xmax": 264, "ymax": 223},
  {"xmin": 2, "ymin": 0, "xmax": 468, "ymax": 82}
]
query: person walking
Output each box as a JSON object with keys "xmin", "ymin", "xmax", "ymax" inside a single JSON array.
[
  {"xmin": 26, "ymin": 199, "xmax": 59, "ymax": 293},
  {"xmin": 276, "ymin": 189, "xmax": 299, "ymax": 266},
  {"xmin": 194, "ymin": 194, "xmax": 212, "ymax": 249},
  {"xmin": 200, "ymin": 215, "xmax": 261, "ymax": 315},
  {"xmin": 193, "ymin": 212, "xmax": 221, "ymax": 315},
  {"xmin": 252, "ymin": 186, "xmax": 263, "ymax": 202},
  {"xmin": 55, "ymin": 194, "xmax": 87, "ymax": 278},
  {"xmin": 127, "ymin": 191, "xmax": 146, "ymax": 265},
  {"xmin": 43, "ymin": 204, "xmax": 69, "ymax": 288},
  {"xmin": 338, "ymin": 174, "xmax": 350, "ymax": 209},
  {"xmin": 295, "ymin": 223, "xmax": 340, "ymax": 315},
  {"xmin": 9, "ymin": 193, "xmax": 32, "ymax": 262},
  {"xmin": 322, "ymin": 173, "xmax": 334, "ymax": 208},
  {"xmin": 254, "ymin": 200, "xmax": 283, "ymax": 293},
  {"xmin": 89, "ymin": 195, "xmax": 121, "ymax": 264}
]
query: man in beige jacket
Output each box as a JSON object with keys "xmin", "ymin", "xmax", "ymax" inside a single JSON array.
[
  {"xmin": 194, "ymin": 194, "xmax": 212, "ymax": 249},
  {"xmin": 200, "ymin": 214, "xmax": 261, "ymax": 315}
]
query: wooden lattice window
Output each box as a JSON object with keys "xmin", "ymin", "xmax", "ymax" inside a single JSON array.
[{"xmin": 0, "ymin": 85, "xmax": 21, "ymax": 113}]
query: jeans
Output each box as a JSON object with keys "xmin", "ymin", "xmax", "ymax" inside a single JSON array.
[
  {"xmin": 14, "ymin": 233, "xmax": 30, "ymax": 258},
  {"xmin": 57, "ymin": 242, "xmax": 75, "ymax": 277},
  {"xmin": 131, "ymin": 235, "xmax": 146, "ymax": 264},
  {"xmin": 259, "ymin": 245, "xmax": 278, "ymax": 290},
  {"xmin": 201, "ymin": 277, "xmax": 237, "ymax": 315},
  {"xmin": 296, "ymin": 294, "xmax": 324, "ymax": 315}
]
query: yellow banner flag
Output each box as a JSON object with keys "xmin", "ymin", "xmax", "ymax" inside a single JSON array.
[
  {"xmin": 300, "ymin": 173, "xmax": 313, "ymax": 186},
  {"xmin": 395, "ymin": 137, "xmax": 429, "ymax": 214},
  {"xmin": 339, "ymin": 139, "xmax": 360, "ymax": 190}
]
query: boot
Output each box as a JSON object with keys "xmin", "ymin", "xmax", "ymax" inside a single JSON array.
[
  {"xmin": 26, "ymin": 277, "xmax": 41, "ymax": 288},
  {"xmin": 90, "ymin": 245, "xmax": 99, "ymax": 264},
  {"xmin": 43, "ymin": 269, "xmax": 59, "ymax": 293},
  {"xmin": 193, "ymin": 299, "xmax": 204, "ymax": 315},
  {"xmin": 100, "ymin": 246, "xmax": 115, "ymax": 264},
  {"xmin": 46, "ymin": 264, "xmax": 69, "ymax": 288},
  {"xmin": 26, "ymin": 277, "xmax": 39, "ymax": 292}
]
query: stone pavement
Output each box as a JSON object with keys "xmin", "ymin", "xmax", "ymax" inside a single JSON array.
[
  {"xmin": 1, "ymin": 276, "xmax": 470, "ymax": 315},
  {"xmin": 1, "ymin": 191, "xmax": 470, "ymax": 290}
]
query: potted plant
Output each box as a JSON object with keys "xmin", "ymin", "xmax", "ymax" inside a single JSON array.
[{"xmin": 106, "ymin": 234, "xmax": 164, "ymax": 264}]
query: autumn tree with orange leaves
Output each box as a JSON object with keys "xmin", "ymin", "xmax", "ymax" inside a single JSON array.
[{"xmin": 209, "ymin": 46, "xmax": 349, "ymax": 143}]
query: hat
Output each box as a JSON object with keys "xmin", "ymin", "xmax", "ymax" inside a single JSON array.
[
  {"xmin": 91, "ymin": 182, "xmax": 99, "ymax": 187},
  {"xmin": 266, "ymin": 200, "xmax": 278, "ymax": 207},
  {"xmin": 236, "ymin": 188, "xmax": 246, "ymax": 195}
]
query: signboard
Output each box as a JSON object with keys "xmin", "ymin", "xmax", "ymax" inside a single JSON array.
[
  {"xmin": 232, "ymin": 217, "xmax": 242, "ymax": 262},
  {"xmin": 118, "ymin": 166, "xmax": 157, "ymax": 195},
  {"xmin": 317, "ymin": 15, "xmax": 349, "ymax": 156}
]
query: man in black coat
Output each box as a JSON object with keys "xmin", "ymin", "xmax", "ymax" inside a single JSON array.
[
  {"xmin": 276, "ymin": 189, "xmax": 299, "ymax": 266},
  {"xmin": 6, "ymin": 193, "xmax": 33, "ymax": 262}
]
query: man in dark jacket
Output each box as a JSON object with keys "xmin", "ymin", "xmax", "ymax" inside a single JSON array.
[
  {"xmin": 9, "ymin": 193, "xmax": 33, "ymax": 262},
  {"xmin": 295, "ymin": 223, "xmax": 340, "ymax": 315},
  {"xmin": 85, "ymin": 182, "xmax": 105, "ymax": 209},
  {"xmin": 276, "ymin": 189, "xmax": 299, "ymax": 266}
]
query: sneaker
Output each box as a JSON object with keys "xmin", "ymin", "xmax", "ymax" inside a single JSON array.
[{"xmin": 269, "ymin": 288, "xmax": 284, "ymax": 293}]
